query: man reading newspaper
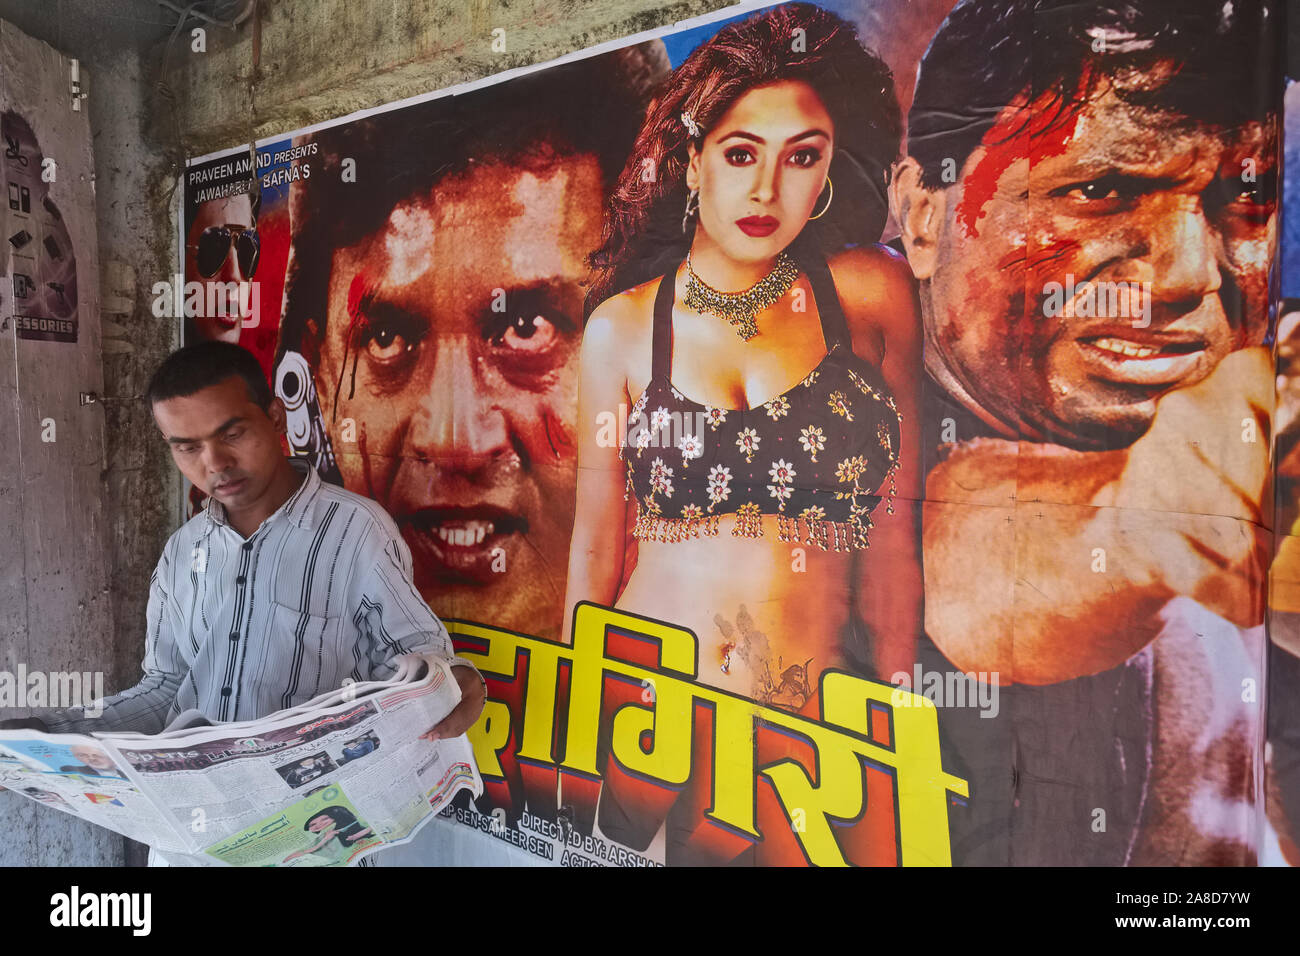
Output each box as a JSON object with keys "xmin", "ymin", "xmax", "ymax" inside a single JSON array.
[{"xmin": 2, "ymin": 342, "xmax": 486, "ymax": 861}]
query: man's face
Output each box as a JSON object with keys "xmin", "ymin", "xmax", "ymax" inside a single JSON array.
[
  {"xmin": 915, "ymin": 80, "xmax": 1275, "ymax": 447},
  {"xmin": 185, "ymin": 194, "xmax": 257, "ymax": 344},
  {"xmin": 153, "ymin": 376, "xmax": 288, "ymax": 516},
  {"xmin": 315, "ymin": 155, "xmax": 600, "ymax": 638},
  {"xmin": 71, "ymin": 747, "xmax": 112, "ymax": 770}
]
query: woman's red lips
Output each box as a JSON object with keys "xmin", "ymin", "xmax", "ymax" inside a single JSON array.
[{"xmin": 736, "ymin": 216, "xmax": 780, "ymax": 237}]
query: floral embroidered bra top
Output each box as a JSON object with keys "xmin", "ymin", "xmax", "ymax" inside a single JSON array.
[{"xmin": 622, "ymin": 253, "xmax": 901, "ymax": 552}]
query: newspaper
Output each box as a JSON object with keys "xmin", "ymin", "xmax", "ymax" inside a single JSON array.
[{"xmin": 0, "ymin": 653, "xmax": 482, "ymax": 866}]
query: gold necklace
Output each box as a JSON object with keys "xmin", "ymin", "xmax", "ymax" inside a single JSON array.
[{"xmin": 683, "ymin": 251, "xmax": 799, "ymax": 341}]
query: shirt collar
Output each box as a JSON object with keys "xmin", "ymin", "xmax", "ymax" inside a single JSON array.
[{"xmin": 203, "ymin": 457, "xmax": 322, "ymax": 535}]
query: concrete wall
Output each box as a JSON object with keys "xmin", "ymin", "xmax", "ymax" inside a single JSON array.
[
  {"xmin": 169, "ymin": 0, "xmax": 736, "ymax": 157},
  {"xmin": 0, "ymin": 7, "xmax": 182, "ymax": 718},
  {"xmin": 0, "ymin": 0, "xmax": 187, "ymax": 867}
]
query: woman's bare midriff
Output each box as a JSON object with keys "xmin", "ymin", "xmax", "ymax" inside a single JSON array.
[{"xmin": 615, "ymin": 511, "xmax": 856, "ymax": 710}]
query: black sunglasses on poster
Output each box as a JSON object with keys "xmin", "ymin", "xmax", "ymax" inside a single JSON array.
[{"xmin": 193, "ymin": 224, "xmax": 259, "ymax": 278}]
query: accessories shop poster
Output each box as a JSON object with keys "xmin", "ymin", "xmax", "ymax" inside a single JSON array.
[{"xmin": 179, "ymin": 0, "xmax": 1299, "ymax": 867}]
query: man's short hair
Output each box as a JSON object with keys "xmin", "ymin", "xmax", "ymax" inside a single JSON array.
[
  {"xmin": 907, "ymin": 0, "xmax": 1281, "ymax": 189},
  {"xmin": 183, "ymin": 184, "xmax": 261, "ymax": 246},
  {"xmin": 146, "ymin": 341, "xmax": 273, "ymax": 411},
  {"xmin": 276, "ymin": 42, "xmax": 668, "ymax": 368}
]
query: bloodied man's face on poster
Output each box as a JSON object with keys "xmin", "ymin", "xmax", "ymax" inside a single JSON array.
[
  {"xmin": 904, "ymin": 86, "xmax": 1276, "ymax": 449},
  {"xmin": 261, "ymin": 49, "xmax": 663, "ymax": 639},
  {"xmin": 892, "ymin": 0, "xmax": 1279, "ymax": 451},
  {"xmin": 313, "ymin": 153, "xmax": 602, "ymax": 638}
]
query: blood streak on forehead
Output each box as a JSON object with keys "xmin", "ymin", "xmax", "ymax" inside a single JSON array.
[
  {"xmin": 338, "ymin": 270, "xmax": 376, "ymax": 402},
  {"xmin": 996, "ymin": 237, "xmax": 1081, "ymax": 287},
  {"xmin": 346, "ymin": 271, "xmax": 371, "ymax": 320},
  {"xmin": 955, "ymin": 89, "xmax": 1083, "ymax": 240}
]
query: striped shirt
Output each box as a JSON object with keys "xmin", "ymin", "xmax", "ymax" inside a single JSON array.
[{"xmin": 46, "ymin": 458, "xmax": 477, "ymax": 734}]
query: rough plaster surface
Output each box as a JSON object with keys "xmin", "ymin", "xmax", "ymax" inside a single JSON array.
[
  {"xmin": 0, "ymin": 9, "xmax": 156, "ymax": 869},
  {"xmin": 170, "ymin": 0, "xmax": 736, "ymax": 156}
]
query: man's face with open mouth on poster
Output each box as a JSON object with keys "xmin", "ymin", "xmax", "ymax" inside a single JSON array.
[{"xmin": 315, "ymin": 152, "xmax": 603, "ymax": 639}]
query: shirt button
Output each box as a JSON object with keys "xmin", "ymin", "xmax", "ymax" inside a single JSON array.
[
  {"xmin": 242, "ymin": 542, "xmax": 253, "ymax": 552},
  {"xmin": 220, "ymin": 687, "xmax": 232, "ymax": 696},
  {"xmin": 235, "ymin": 576, "xmax": 246, "ymax": 585},
  {"xmin": 229, "ymin": 632, "xmax": 239, "ymax": 642}
]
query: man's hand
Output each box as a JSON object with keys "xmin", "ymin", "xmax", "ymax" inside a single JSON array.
[
  {"xmin": 924, "ymin": 347, "xmax": 1273, "ymax": 681},
  {"xmin": 1087, "ymin": 347, "xmax": 1272, "ymax": 629},
  {"xmin": 420, "ymin": 665, "xmax": 486, "ymax": 742},
  {"xmin": 0, "ymin": 717, "xmax": 49, "ymax": 732},
  {"xmin": 1097, "ymin": 347, "xmax": 1272, "ymax": 522}
]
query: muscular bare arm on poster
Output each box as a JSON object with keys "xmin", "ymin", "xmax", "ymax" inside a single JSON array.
[{"xmin": 924, "ymin": 347, "xmax": 1273, "ymax": 685}]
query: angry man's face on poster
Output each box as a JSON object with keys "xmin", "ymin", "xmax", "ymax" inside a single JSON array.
[
  {"xmin": 314, "ymin": 154, "xmax": 603, "ymax": 639},
  {"xmin": 900, "ymin": 72, "xmax": 1276, "ymax": 449}
]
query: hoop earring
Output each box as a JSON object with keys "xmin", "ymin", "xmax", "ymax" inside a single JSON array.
[
  {"xmin": 807, "ymin": 176, "xmax": 833, "ymax": 221},
  {"xmin": 682, "ymin": 188, "xmax": 700, "ymax": 234}
]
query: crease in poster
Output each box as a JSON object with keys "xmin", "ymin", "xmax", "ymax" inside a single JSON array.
[{"xmin": 162, "ymin": 0, "xmax": 1296, "ymax": 866}]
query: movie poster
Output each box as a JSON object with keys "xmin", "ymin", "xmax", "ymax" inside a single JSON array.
[{"xmin": 181, "ymin": 0, "xmax": 1294, "ymax": 866}]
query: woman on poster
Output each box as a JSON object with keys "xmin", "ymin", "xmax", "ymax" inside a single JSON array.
[{"xmin": 567, "ymin": 2, "xmax": 923, "ymax": 709}]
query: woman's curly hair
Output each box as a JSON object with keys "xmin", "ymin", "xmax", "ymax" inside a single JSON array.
[{"xmin": 587, "ymin": 2, "xmax": 902, "ymax": 310}]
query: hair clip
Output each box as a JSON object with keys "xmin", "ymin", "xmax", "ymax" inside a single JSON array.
[{"xmin": 680, "ymin": 111, "xmax": 702, "ymax": 139}]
